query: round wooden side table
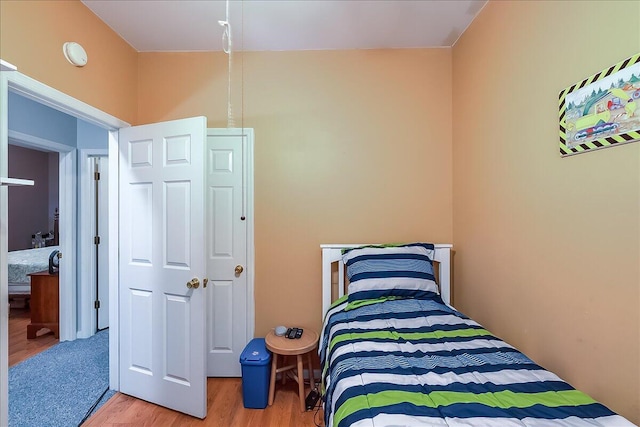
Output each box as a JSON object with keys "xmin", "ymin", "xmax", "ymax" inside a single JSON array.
[{"xmin": 265, "ymin": 329, "xmax": 319, "ymax": 412}]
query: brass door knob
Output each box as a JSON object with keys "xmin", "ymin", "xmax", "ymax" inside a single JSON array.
[
  {"xmin": 235, "ymin": 265, "xmax": 244, "ymax": 275},
  {"xmin": 187, "ymin": 278, "xmax": 200, "ymax": 289}
]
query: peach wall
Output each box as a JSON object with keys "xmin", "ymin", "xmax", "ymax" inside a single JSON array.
[
  {"xmin": 0, "ymin": 0, "xmax": 138, "ymax": 124},
  {"xmin": 1, "ymin": 0, "xmax": 453, "ymax": 364},
  {"xmin": 138, "ymin": 49, "xmax": 453, "ymax": 336},
  {"xmin": 452, "ymin": 1, "xmax": 639, "ymax": 422}
]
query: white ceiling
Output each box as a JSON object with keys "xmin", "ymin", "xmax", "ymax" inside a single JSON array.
[{"xmin": 81, "ymin": 0, "xmax": 487, "ymax": 52}]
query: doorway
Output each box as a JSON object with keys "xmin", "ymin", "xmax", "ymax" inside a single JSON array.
[
  {"xmin": 79, "ymin": 151, "xmax": 109, "ymax": 338},
  {"xmin": 6, "ymin": 91, "xmax": 112, "ymax": 340},
  {"xmin": 7, "ymin": 142, "xmax": 60, "ymax": 364},
  {"xmin": 4, "ymin": 129, "xmax": 86, "ymax": 424}
]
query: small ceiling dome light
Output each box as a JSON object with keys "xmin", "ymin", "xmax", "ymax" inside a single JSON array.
[{"xmin": 63, "ymin": 42, "xmax": 88, "ymax": 67}]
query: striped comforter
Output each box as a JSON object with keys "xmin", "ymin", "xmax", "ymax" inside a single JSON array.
[{"xmin": 320, "ymin": 296, "xmax": 634, "ymax": 427}]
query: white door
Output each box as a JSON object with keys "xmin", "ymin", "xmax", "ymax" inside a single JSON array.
[
  {"xmin": 118, "ymin": 117, "xmax": 207, "ymax": 418},
  {"xmin": 206, "ymin": 130, "xmax": 251, "ymax": 377}
]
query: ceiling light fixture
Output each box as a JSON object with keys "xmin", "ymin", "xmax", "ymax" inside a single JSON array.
[{"xmin": 62, "ymin": 42, "xmax": 88, "ymax": 67}]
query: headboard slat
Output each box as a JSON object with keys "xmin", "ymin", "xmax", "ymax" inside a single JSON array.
[{"xmin": 337, "ymin": 259, "xmax": 345, "ymax": 300}]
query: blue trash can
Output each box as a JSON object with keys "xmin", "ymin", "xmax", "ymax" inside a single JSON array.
[{"xmin": 239, "ymin": 338, "xmax": 272, "ymax": 409}]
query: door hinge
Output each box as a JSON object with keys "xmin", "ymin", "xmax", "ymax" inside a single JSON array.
[
  {"xmin": 94, "ymin": 171, "xmax": 100, "ymax": 181},
  {"xmin": 94, "ymin": 300, "xmax": 100, "ymax": 309},
  {"xmin": 94, "ymin": 235, "xmax": 100, "ymax": 245}
]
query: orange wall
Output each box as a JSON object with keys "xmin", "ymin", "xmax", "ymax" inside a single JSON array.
[
  {"xmin": 452, "ymin": 0, "xmax": 639, "ymax": 423},
  {"xmin": 138, "ymin": 49, "xmax": 454, "ymax": 336},
  {"xmin": 0, "ymin": 0, "xmax": 138, "ymax": 124},
  {"xmin": 1, "ymin": 0, "xmax": 453, "ymax": 347}
]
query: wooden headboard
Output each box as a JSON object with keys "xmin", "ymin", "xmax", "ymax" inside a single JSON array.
[{"xmin": 321, "ymin": 244, "xmax": 453, "ymax": 319}]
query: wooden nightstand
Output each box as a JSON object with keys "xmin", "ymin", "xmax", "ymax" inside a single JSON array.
[
  {"xmin": 265, "ymin": 329, "xmax": 319, "ymax": 412},
  {"xmin": 26, "ymin": 271, "xmax": 59, "ymax": 339}
]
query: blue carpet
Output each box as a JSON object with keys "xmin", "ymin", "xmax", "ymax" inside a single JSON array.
[{"xmin": 9, "ymin": 330, "xmax": 116, "ymax": 427}]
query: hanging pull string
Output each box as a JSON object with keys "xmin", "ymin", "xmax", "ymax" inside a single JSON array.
[
  {"xmin": 219, "ymin": 20, "xmax": 230, "ymax": 54},
  {"xmin": 240, "ymin": 0, "xmax": 246, "ymax": 220},
  {"xmin": 218, "ymin": 0, "xmax": 234, "ymax": 128},
  {"xmin": 220, "ymin": 0, "xmax": 245, "ymax": 220},
  {"xmin": 218, "ymin": 19, "xmax": 234, "ymax": 128}
]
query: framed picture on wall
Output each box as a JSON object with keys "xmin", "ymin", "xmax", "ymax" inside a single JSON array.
[{"xmin": 559, "ymin": 53, "xmax": 640, "ymax": 157}]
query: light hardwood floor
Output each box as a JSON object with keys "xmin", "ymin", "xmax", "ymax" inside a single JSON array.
[
  {"xmin": 9, "ymin": 306, "xmax": 58, "ymax": 366},
  {"xmin": 86, "ymin": 377, "xmax": 324, "ymax": 426}
]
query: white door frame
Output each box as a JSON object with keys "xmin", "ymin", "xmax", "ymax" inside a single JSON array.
[
  {"xmin": 78, "ymin": 148, "xmax": 108, "ymax": 339},
  {"xmin": 0, "ymin": 67, "xmax": 129, "ymax": 426}
]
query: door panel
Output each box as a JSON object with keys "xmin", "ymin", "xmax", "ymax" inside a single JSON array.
[
  {"xmin": 129, "ymin": 183, "xmax": 153, "ymax": 264},
  {"xmin": 129, "ymin": 289, "xmax": 153, "ymax": 372},
  {"xmin": 165, "ymin": 294, "xmax": 191, "ymax": 383},
  {"xmin": 164, "ymin": 181, "xmax": 190, "ymax": 267},
  {"xmin": 209, "ymin": 186, "xmax": 233, "ymax": 254},
  {"xmin": 209, "ymin": 279, "xmax": 233, "ymax": 352},
  {"xmin": 119, "ymin": 117, "xmax": 206, "ymax": 418}
]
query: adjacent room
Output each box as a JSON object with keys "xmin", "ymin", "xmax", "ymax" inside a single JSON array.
[
  {"xmin": 6, "ymin": 92, "xmax": 68, "ymax": 360},
  {"xmin": 0, "ymin": 0, "xmax": 637, "ymax": 426},
  {"xmin": 7, "ymin": 143, "xmax": 60, "ymax": 357}
]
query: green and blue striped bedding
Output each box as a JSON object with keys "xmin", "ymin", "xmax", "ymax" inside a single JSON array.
[{"xmin": 320, "ymin": 296, "xmax": 634, "ymax": 427}]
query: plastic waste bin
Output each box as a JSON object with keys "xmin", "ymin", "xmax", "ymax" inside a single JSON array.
[{"xmin": 239, "ymin": 337, "xmax": 272, "ymax": 409}]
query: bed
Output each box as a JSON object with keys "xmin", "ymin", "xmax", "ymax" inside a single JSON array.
[
  {"xmin": 319, "ymin": 243, "xmax": 634, "ymax": 427},
  {"xmin": 8, "ymin": 245, "xmax": 59, "ymax": 296}
]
